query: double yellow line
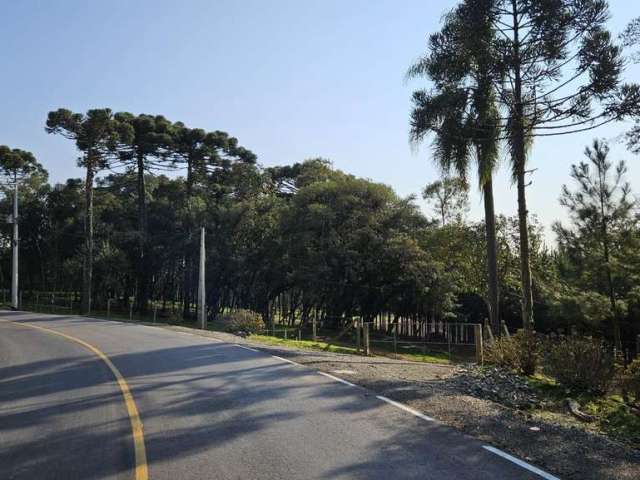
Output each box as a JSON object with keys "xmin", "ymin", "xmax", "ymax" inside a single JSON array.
[{"xmin": 4, "ymin": 319, "xmax": 149, "ymax": 480}]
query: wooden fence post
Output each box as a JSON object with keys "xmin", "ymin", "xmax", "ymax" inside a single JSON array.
[
  {"xmin": 474, "ymin": 324, "xmax": 484, "ymax": 365},
  {"xmin": 363, "ymin": 322, "xmax": 370, "ymax": 356},
  {"xmin": 312, "ymin": 315, "xmax": 317, "ymax": 341},
  {"xmin": 393, "ymin": 327, "xmax": 398, "ymax": 359},
  {"xmin": 501, "ymin": 321, "xmax": 510, "ymax": 338}
]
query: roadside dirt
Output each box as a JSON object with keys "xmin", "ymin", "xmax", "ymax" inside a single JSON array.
[{"xmin": 157, "ymin": 325, "xmax": 640, "ymax": 480}]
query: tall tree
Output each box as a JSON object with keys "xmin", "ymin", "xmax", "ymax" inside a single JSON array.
[
  {"xmin": 113, "ymin": 113, "xmax": 172, "ymax": 313},
  {"xmin": 408, "ymin": 0, "xmax": 502, "ymax": 333},
  {"xmin": 45, "ymin": 108, "xmax": 130, "ymax": 313},
  {"xmin": 554, "ymin": 139, "xmax": 635, "ymax": 350},
  {"xmin": 491, "ymin": 0, "xmax": 639, "ymax": 330},
  {"xmin": 169, "ymin": 124, "xmax": 256, "ymax": 319},
  {"xmin": 0, "ymin": 146, "xmax": 45, "ymax": 183},
  {"xmin": 422, "ymin": 176, "xmax": 469, "ymax": 226},
  {"xmin": 416, "ymin": 0, "xmax": 639, "ymax": 330}
]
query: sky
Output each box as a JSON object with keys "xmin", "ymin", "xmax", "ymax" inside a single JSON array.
[{"xmin": 2, "ymin": 0, "xmax": 640, "ymax": 242}]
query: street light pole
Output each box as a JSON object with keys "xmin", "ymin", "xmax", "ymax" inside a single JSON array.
[{"xmin": 11, "ymin": 182, "xmax": 18, "ymax": 310}]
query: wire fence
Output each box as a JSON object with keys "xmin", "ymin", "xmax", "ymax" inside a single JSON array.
[{"xmin": 6, "ymin": 290, "xmax": 486, "ymax": 363}]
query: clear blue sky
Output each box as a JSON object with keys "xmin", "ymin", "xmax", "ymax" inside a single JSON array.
[{"xmin": 2, "ymin": 0, "xmax": 639, "ymax": 240}]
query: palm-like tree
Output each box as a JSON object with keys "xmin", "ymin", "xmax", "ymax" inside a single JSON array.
[{"xmin": 408, "ymin": 2, "xmax": 501, "ymax": 334}]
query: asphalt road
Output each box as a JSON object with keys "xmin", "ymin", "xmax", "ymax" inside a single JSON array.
[{"xmin": 0, "ymin": 311, "xmax": 554, "ymax": 480}]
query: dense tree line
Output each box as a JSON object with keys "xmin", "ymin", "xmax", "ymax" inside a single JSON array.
[
  {"xmin": 1, "ymin": 1, "xmax": 640, "ymax": 355},
  {"xmin": 2, "ymin": 128, "xmax": 640, "ymax": 353}
]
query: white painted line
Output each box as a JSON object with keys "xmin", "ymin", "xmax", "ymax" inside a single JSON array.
[
  {"xmin": 271, "ymin": 355, "xmax": 300, "ymax": 366},
  {"xmin": 234, "ymin": 344, "xmax": 259, "ymax": 352},
  {"xmin": 375, "ymin": 395, "xmax": 435, "ymax": 422},
  {"xmin": 318, "ymin": 371, "xmax": 356, "ymax": 387},
  {"xmin": 483, "ymin": 446, "xmax": 560, "ymax": 480}
]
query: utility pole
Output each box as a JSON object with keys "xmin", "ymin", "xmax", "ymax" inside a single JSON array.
[
  {"xmin": 11, "ymin": 182, "xmax": 18, "ymax": 310},
  {"xmin": 197, "ymin": 226, "xmax": 206, "ymax": 329}
]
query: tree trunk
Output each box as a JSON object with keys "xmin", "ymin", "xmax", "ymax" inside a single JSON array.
[
  {"xmin": 512, "ymin": 0, "xmax": 534, "ymax": 331},
  {"xmin": 600, "ymin": 196, "xmax": 622, "ymax": 351},
  {"xmin": 81, "ymin": 161, "xmax": 94, "ymax": 314},
  {"xmin": 182, "ymin": 157, "xmax": 194, "ymax": 319},
  {"xmin": 136, "ymin": 151, "xmax": 150, "ymax": 314},
  {"xmin": 482, "ymin": 178, "xmax": 500, "ymax": 335}
]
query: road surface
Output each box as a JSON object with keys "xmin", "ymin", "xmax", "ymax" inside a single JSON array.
[{"xmin": 0, "ymin": 311, "xmax": 556, "ymax": 479}]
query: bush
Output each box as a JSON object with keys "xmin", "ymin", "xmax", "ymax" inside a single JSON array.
[
  {"xmin": 485, "ymin": 331, "xmax": 540, "ymax": 376},
  {"xmin": 545, "ymin": 336, "xmax": 614, "ymax": 394},
  {"xmin": 219, "ymin": 309, "xmax": 265, "ymax": 334},
  {"xmin": 622, "ymin": 358, "xmax": 640, "ymax": 405}
]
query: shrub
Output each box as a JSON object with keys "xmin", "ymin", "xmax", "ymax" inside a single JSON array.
[
  {"xmin": 545, "ymin": 337, "xmax": 614, "ymax": 394},
  {"xmin": 485, "ymin": 331, "xmax": 540, "ymax": 376},
  {"xmin": 622, "ymin": 358, "xmax": 640, "ymax": 405},
  {"xmin": 219, "ymin": 309, "xmax": 265, "ymax": 334}
]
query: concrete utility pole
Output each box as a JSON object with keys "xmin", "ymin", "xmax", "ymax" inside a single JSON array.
[
  {"xmin": 198, "ymin": 226, "xmax": 206, "ymax": 329},
  {"xmin": 11, "ymin": 182, "xmax": 18, "ymax": 310}
]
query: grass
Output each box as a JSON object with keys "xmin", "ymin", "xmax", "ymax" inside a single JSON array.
[
  {"xmin": 524, "ymin": 372, "xmax": 640, "ymax": 449},
  {"xmin": 248, "ymin": 334, "xmax": 359, "ymax": 355},
  {"xmin": 371, "ymin": 346, "xmax": 451, "ymax": 364},
  {"xmin": 583, "ymin": 396, "xmax": 640, "ymax": 448}
]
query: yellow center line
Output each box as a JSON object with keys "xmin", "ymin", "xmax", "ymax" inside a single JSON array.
[{"xmin": 2, "ymin": 319, "xmax": 149, "ymax": 480}]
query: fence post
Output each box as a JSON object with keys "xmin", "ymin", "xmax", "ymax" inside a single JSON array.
[
  {"xmin": 153, "ymin": 304, "xmax": 158, "ymax": 323},
  {"xmin": 297, "ymin": 329, "xmax": 301, "ymax": 341},
  {"xmin": 107, "ymin": 299, "xmax": 112, "ymax": 319},
  {"xmin": 35, "ymin": 292, "xmax": 39, "ymax": 312},
  {"xmin": 474, "ymin": 324, "xmax": 484, "ymax": 365},
  {"xmin": 356, "ymin": 319, "xmax": 361, "ymax": 353},
  {"xmin": 447, "ymin": 322, "xmax": 451, "ymax": 360},
  {"xmin": 501, "ymin": 321, "xmax": 510, "ymax": 338},
  {"xmin": 284, "ymin": 327, "xmax": 287, "ymax": 340},
  {"xmin": 129, "ymin": 301, "xmax": 133, "ymax": 321},
  {"xmin": 312, "ymin": 315, "xmax": 317, "ymax": 341},
  {"xmin": 363, "ymin": 322, "xmax": 370, "ymax": 356},
  {"xmin": 393, "ymin": 327, "xmax": 398, "ymax": 359}
]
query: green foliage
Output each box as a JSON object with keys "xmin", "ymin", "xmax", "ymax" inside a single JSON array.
[
  {"xmin": 219, "ymin": 309, "xmax": 265, "ymax": 334},
  {"xmin": 554, "ymin": 139, "xmax": 637, "ymax": 348},
  {"xmin": 485, "ymin": 331, "xmax": 540, "ymax": 376},
  {"xmin": 422, "ymin": 176, "xmax": 468, "ymax": 226},
  {"xmin": 0, "ymin": 146, "xmax": 46, "ymax": 182},
  {"xmin": 545, "ymin": 337, "xmax": 615, "ymax": 394},
  {"xmin": 622, "ymin": 358, "xmax": 640, "ymax": 405}
]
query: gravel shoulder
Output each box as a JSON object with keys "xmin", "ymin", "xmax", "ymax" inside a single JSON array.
[{"xmin": 131, "ymin": 323, "xmax": 640, "ymax": 479}]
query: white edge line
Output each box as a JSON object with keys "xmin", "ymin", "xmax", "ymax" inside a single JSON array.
[
  {"xmin": 483, "ymin": 446, "xmax": 560, "ymax": 480},
  {"xmin": 271, "ymin": 355, "xmax": 300, "ymax": 366},
  {"xmin": 376, "ymin": 395, "xmax": 435, "ymax": 422},
  {"xmin": 318, "ymin": 371, "xmax": 356, "ymax": 387},
  {"xmin": 234, "ymin": 344, "xmax": 259, "ymax": 352}
]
